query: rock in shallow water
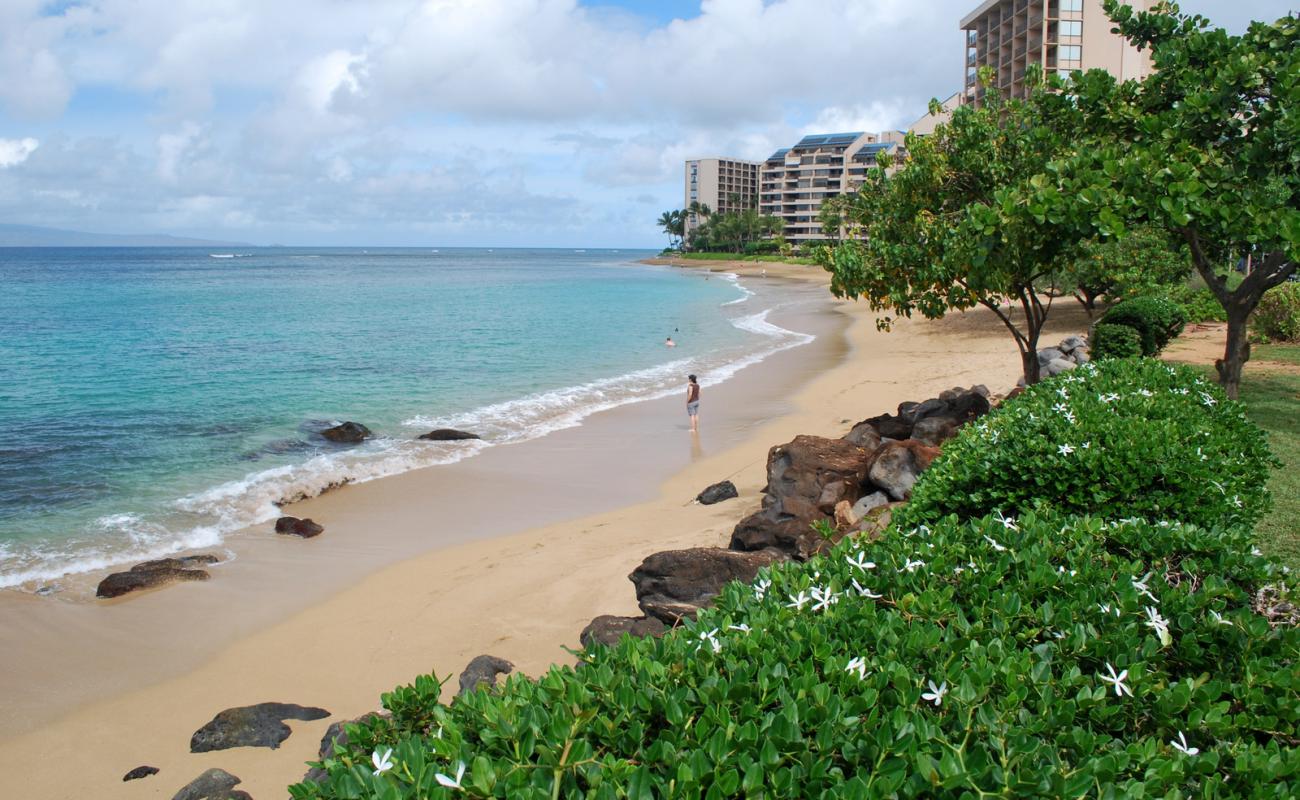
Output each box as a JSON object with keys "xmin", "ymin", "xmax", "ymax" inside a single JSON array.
[
  {"xmin": 190, "ymin": 702, "xmax": 330, "ymax": 752},
  {"xmin": 320, "ymin": 421, "xmax": 372, "ymax": 443},
  {"xmin": 417, "ymin": 428, "xmax": 481, "ymax": 441},
  {"xmin": 695, "ymin": 480, "xmax": 738, "ymax": 505},
  {"xmin": 96, "ymin": 555, "xmax": 219, "ymax": 599},
  {"xmin": 274, "ymin": 516, "xmax": 324, "ymax": 538}
]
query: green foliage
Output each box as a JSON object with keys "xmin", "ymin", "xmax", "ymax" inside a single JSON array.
[
  {"xmin": 899, "ymin": 359, "xmax": 1276, "ymax": 534},
  {"xmin": 1252, "ymin": 283, "xmax": 1300, "ymax": 343},
  {"xmin": 686, "ymin": 209, "xmax": 783, "ymax": 254},
  {"xmin": 1170, "ymin": 285, "xmax": 1229, "ymax": 323},
  {"xmin": 1090, "ymin": 323, "xmax": 1143, "ymax": 360},
  {"xmin": 1069, "ymin": 225, "xmax": 1192, "ymax": 311},
  {"xmin": 656, "ymin": 210, "xmax": 684, "ymax": 250},
  {"xmin": 1098, "ymin": 295, "xmax": 1188, "ymax": 356},
  {"xmin": 292, "ymin": 508, "xmax": 1299, "ymax": 799}
]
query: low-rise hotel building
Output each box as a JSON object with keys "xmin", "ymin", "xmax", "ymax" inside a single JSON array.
[{"xmin": 961, "ymin": 0, "xmax": 1154, "ymax": 104}]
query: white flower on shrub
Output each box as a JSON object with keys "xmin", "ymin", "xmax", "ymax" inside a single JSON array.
[
  {"xmin": 1100, "ymin": 663, "xmax": 1133, "ymax": 697},
  {"xmin": 1056, "ymin": 387, "xmax": 1070, "ymax": 399},
  {"xmin": 1209, "ymin": 610, "xmax": 1234, "ymax": 627},
  {"xmin": 1231, "ymin": 495, "xmax": 1243, "ymax": 508},
  {"xmin": 697, "ymin": 628, "xmax": 722, "ymax": 653},
  {"xmin": 1058, "ymin": 443, "xmax": 1075, "ymax": 456},
  {"xmin": 983, "ymin": 535, "xmax": 1008, "ymax": 552},
  {"xmin": 1138, "ymin": 388, "xmax": 1154, "ymax": 397},
  {"xmin": 847, "ymin": 551, "xmax": 876, "ymax": 571},
  {"xmin": 1057, "ymin": 566, "xmax": 1078, "ymax": 576},
  {"xmin": 1132, "ymin": 573, "xmax": 1158, "ymax": 602},
  {"xmin": 903, "ymin": 558, "xmax": 926, "ymax": 573},
  {"xmin": 1081, "ymin": 441, "xmax": 1091, "ymax": 450},
  {"xmin": 845, "ymin": 656, "xmax": 869, "ymax": 680},
  {"xmin": 372, "ymin": 747, "xmax": 395, "ymax": 776},
  {"xmin": 728, "ymin": 623, "xmax": 752, "ymax": 633},
  {"xmin": 1170, "ymin": 732, "xmax": 1200, "ymax": 756},
  {"xmin": 753, "ymin": 578, "xmax": 771, "ymax": 600},
  {"xmin": 850, "ymin": 578, "xmax": 882, "ymax": 599},
  {"xmin": 921, "ymin": 680, "xmax": 948, "ymax": 706},
  {"xmin": 1144, "ymin": 606, "xmax": 1173, "ymax": 646},
  {"xmin": 1173, "ymin": 387, "xmax": 1189, "ymax": 395},
  {"xmin": 1052, "ymin": 402, "xmax": 1069, "ymax": 414},
  {"xmin": 994, "ymin": 510, "xmax": 1018, "ymax": 531},
  {"xmin": 810, "ymin": 586, "xmax": 839, "ymax": 612},
  {"xmin": 1099, "ymin": 393, "xmax": 1120, "ymax": 403},
  {"xmin": 786, "ymin": 591, "xmax": 811, "ymax": 610},
  {"xmin": 1251, "ymin": 547, "xmax": 1263, "ymax": 557},
  {"xmin": 1200, "ymin": 392, "xmax": 1217, "ymax": 406},
  {"xmin": 1196, "ymin": 447, "xmax": 1208, "ymax": 461},
  {"xmin": 435, "ymin": 761, "xmax": 467, "ymax": 791}
]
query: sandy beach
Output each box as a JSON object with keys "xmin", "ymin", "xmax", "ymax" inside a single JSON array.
[{"xmin": 0, "ymin": 260, "xmax": 1097, "ymax": 799}]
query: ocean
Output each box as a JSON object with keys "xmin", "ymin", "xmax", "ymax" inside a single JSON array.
[{"xmin": 0, "ymin": 247, "xmax": 815, "ymax": 591}]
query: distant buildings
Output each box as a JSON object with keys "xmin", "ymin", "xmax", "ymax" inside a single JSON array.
[
  {"xmin": 683, "ymin": 158, "xmax": 760, "ymax": 239},
  {"xmin": 961, "ymin": 0, "xmax": 1154, "ymax": 105},
  {"xmin": 681, "ymin": 0, "xmax": 1157, "ymax": 248}
]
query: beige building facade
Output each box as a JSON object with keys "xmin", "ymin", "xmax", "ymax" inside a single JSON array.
[
  {"xmin": 758, "ymin": 132, "xmax": 900, "ymax": 246},
  {"xmin": 961, "ymin": 0, "xmax": 1154, "ymax": 104},
  {"xmin": 683, "ymin": 158, "xmax": 760, "ymax": 237}
]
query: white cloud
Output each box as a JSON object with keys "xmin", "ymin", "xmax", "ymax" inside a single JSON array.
[{"xmin": 0, "ymin": 137, "xmax": 40, "ymax": 168}]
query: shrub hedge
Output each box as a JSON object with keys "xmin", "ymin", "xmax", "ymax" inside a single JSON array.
[
  {"xmin": 1098, "ymin": 295, "xmax": 1188, "ymax": 356},
  {"xmin": 1252, "ymin": 283, "xmax": 1300, "ymax": 343},
  {"xmin": 291, "ymin": 511, "xmax": 1298, "ymax": 799},
  {"xmin": 896, "ymin": 358, "xmax": 1274, "ymax": 535},
  {"xmin": 1170, "ymin": 285, "xmax": 1228, "ymax": 323},
  {"xmin": 1089, "ymin": 322, "xmax": 1143, "ymax": 360}
]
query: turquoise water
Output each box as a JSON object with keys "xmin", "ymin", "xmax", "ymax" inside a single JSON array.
[{"xmin": 0, "ymin": 248, "xmax": 812, "ymax": 589}]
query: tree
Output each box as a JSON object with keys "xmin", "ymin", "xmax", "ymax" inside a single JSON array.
[
  {"xmin": 819, "ymin": 74, "xmax": 1089, "ymax": 385},
  {"xmin": 1052, "ymin": 2, "xmax": 1299, "ymax": 398},
  {"xmin": 1067, "ymin": 225, "xmax": 1192, "ymax": 314},
  {"xmin": 656, "ymin": 209, "xmax": 684, "ymax": 250}
]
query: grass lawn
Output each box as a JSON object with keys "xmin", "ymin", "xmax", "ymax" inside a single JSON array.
[
  {"xmin": 1238, "ymin": 345, "xmax": 1299, "ymax": 570},
  {"xmin": 1255, "ymin": 342, "xmax": 1300, "ymax": 366},
  {"xmin": 675, "ymin": 251, "xmax": 819, "ymax": 265}
]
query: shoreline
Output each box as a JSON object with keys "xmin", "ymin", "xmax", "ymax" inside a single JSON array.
[{"xmin": 0, "ymin": 258, "xmax": 1094, "ymax": 799}]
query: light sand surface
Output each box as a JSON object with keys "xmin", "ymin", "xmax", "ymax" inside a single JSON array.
[{"xmin": 0, "ymin": 261, "xmax": 1096, "ymax": 799}]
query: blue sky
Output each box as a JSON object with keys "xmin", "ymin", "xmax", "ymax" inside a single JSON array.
[{"xmin": 0, "ymin": 0, "xmax": 1292, "ymax": 247}]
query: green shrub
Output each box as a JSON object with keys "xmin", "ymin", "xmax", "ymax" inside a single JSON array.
[
  {"xmin": 291, "ymin": 512, "xmax": 1298, "ymax": 799},
  {"xmin": 1099, "ymin": 295, "xmax": 1188, "ymax": 356},
  {"xmin": 1252, "ymin": 283, "xmax": 1300, "ymax": 343},
  {"xmin": 1089, "ymin": 322, "xmax": 1143, "ymax": 360},
  {"xmin": 1170, "ymin": 285, "xmax": 1228, "ymax": 323},
  {"xmin": 898, "ymin": 359, "xmax": 1275, "ymax": 532}
]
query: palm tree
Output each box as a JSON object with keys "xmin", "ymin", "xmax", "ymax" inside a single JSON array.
[{"xmin": 657, "ymin": 209, "xmax": 684, "ymax": 250}]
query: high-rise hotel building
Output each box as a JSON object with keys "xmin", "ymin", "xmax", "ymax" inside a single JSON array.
[
  {"xmin": 961, "ymin": 0, "xmax": 1154, "ymax": 104},
  {"xmin": 683, "ymin": 158, "xmax": 760, "ymax": 238}
]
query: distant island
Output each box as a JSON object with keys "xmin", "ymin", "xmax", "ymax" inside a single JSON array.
[{"xmin": 0, "ymin": 223, "xmax": 252, "ymax": 248}]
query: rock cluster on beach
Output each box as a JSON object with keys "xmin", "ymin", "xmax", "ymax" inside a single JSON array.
[
  {"xmin": 96, "ymin": 555, "xmax": 220, "ymax": 599},
  {"xmin": 574, "ymin": 385, "xmax": 994, "ymax": 648},
  {"xmin": 171, "ymin": 768, "xmax": 250, "ymax": 800},
  {"xmin": 1027, "ymin": 334, "xmax": 1091, "ymax": 383}
]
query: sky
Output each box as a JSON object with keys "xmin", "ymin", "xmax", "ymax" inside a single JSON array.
[{"xmin": 0, "ymin": 0, "xmax": 1292, "ymax": 247}]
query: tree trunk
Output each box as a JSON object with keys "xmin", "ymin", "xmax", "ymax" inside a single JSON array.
[
  {"xmin": 1021, "ymin": 348, "xmax": 1042, "ymax": 385},
  {"xmin": 1217, "ymin": 305, "xmax": 1252, "ymax": 401}
]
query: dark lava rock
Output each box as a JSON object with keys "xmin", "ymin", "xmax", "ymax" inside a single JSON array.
[
  {"xmin": 910, "ymin": 415, "xmax": 961, "ymax": 447},
  {"xmin": 729, "ymin": 515, "xmax": 835, "ymax": 560},
  {"xmin": 843, "ymin": 420, "xmax": 883, "ymax": 451},
  {"xmin": 303, "ymin": 712, "xmax": 387, "ymax": 784},
  {"xmin": 274, "ymin": 516, "xmax": 324, "ymax": 538},
  {"xmin": 457, "ymin": 655, "xmax": 514, "ymax": 696},
  {"xmin": 580, "ymin": 615, "xmax": 668, "ymax": 648},
  {"xmin": 123, "ymin": 765, "xmax": 159, "ymax": 781},
  {"xmin": 96, "ymin": 555, "xmax": 219, "ymax": 599},
  {"xmin": 418, "ymin": 428, "xmax": 481, "ymax": 441},
  {"xmin": 696, "ymin": 480, "xmax": 738, "ymax": 505},
  {"xmin": 868, "ymin": 439, "xmax": 942, "ymax": 501},
  {"xmin": 190, "ymin": 702, "xmax": 330, "ymax": 752},
  {"xmin": 171, "ymin": 768, "xmax": 244, "ymax": 800},
  {"xmin": 630, "ymin": 547, "xmax": 787, "ymax": 624},
  {"xmin": 320, "ymin": 421, "xmax": 372, "ymax": 444}
]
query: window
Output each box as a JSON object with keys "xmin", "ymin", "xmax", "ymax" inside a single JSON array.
[
  {"xmin": 1059, "ymin": 45, "xmax": 1082, "ymax": 62},
  {"xmin": 1057, "ymin": 0, "xmax": 1082, "ymax": 11},
  {"xmin": 1059, "ymin": 20, "xmax": 1081, "ymax": 37}
]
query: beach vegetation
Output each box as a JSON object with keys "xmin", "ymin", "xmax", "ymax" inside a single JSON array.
[
  {"xmin": 1251, "ymin": 283, "xmax": 1300, "ymax": 343},
  {"xmin": 815, "ymin": 68, "xmax": 1092, "ymax": 386},
  {"xmin": 656, "ymin": 209, "xmax": 685, "ymax": 250},
  {"xmin": 1066, "ymin": 225, "xmax": 1192, "ymax": 315},
  {"xmin": 686, "ymin": 208, "xmax": 784, "ymax": 254},
  {"xmin": 896, "ymin": 358, "xmax": 1276, "ymax": 534},
  {"xmin": 1096, "ymin": 295, "xmax": 1188, "ymax": 357},
  {"xmin": 1038, "ymin": 2, "xmax": 1300, "ymax": 398},
  {"xmin": 1089, "ymin": 322, "xmax": 1144, "ymax": 360}
]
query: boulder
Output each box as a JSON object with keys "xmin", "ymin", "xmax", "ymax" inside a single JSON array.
[
  {"xmin": 418, "ymin": 428, "xmax": 481, "ymax": 441},
  {"xmin": 320, "ymin": 421, "xmax": 372, "ymax": 443},
  {"xmin": 695, "ymin": 480, "xmax": 739, "ymax": 505},
  {"xmin": 579, "ymin": 615, "xmax": 668, "ymax": 649},
  {"xmin": 842, "ymin": 420, "xmax": 882, "ymax": 451},
  {"xmin": 855, "ymin": 501, "xmax": 907, "ymax": 539},
  {"xmin": 190, "ymin": 702, "xmax": 330, "ymax": 752},
  {"xmin": 850, "ymin": 491, "xmax": 890, "ymax": 520},
  {"xmin": 903, "ymin": 398, "xmax": 948, "ymax": 424},
  {"xmin": 630, "ymin": 548, "xmax": 787, "ymax": 624},
  {"xmin": 171, "ymin": 768, "xmax": 246, "ymax": 800},
  {"xmin": 868, "ymin": 440, "xmax": 941, "ymax": 501},
  {"xmin": 911, "ymin": 415, "xmax": 960, "ymax": 447},
  {"xmin": 1043, "ymin": 358, "xmax": 1077, "ymax": 377},
  {"xmin": 457, "ymin": 655, "xmax": 514, "ymax": 696},
  {"xmin": 858, "ymin": 412, "xmax": 913, "ymax": 441},
  {"xmin": 1071, "ymin": 349, "xmax": 1091, "ymax": 365},
  {"xmin": 96, "ymin": 555, "xmax": 219, "ymax": 599},
  {"xmin": 1058, "ymin": 335, "xmax": 1088, "ymax": 353},
  {"xmin": 730, "ymin": 515, "xmax": 835, "ymax": 559},
  {"xmin": 274, "ymin": 517, "xmax": 323, "ymax": 538},
  {"xmin": 123, "ymin": 765, "xmax": 159, "ymax": 782},
  {"xmin": 303, "ymin": 713, "xmax": 387, "ymax": 785},
  {"xmin": 1036, "ymin": 348, "xmax": 1066, "ymax": 366},
  {"xmin": 970, "ymin": 384, "xmax": 991, "ymax": 399}
]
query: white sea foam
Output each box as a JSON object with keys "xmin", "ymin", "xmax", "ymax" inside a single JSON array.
[
  {"xmin": 2, "ymin": 281, "xmax": 818, "ymax": 592},
  {"xmin": 719, "ymin": 273, "xmax": 754, "ymax": 307}
]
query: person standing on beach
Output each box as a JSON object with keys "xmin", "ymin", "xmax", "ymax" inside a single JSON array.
[{"xmin": 686, "ymin": 374, "xmax": 700, "ymax": 432}]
